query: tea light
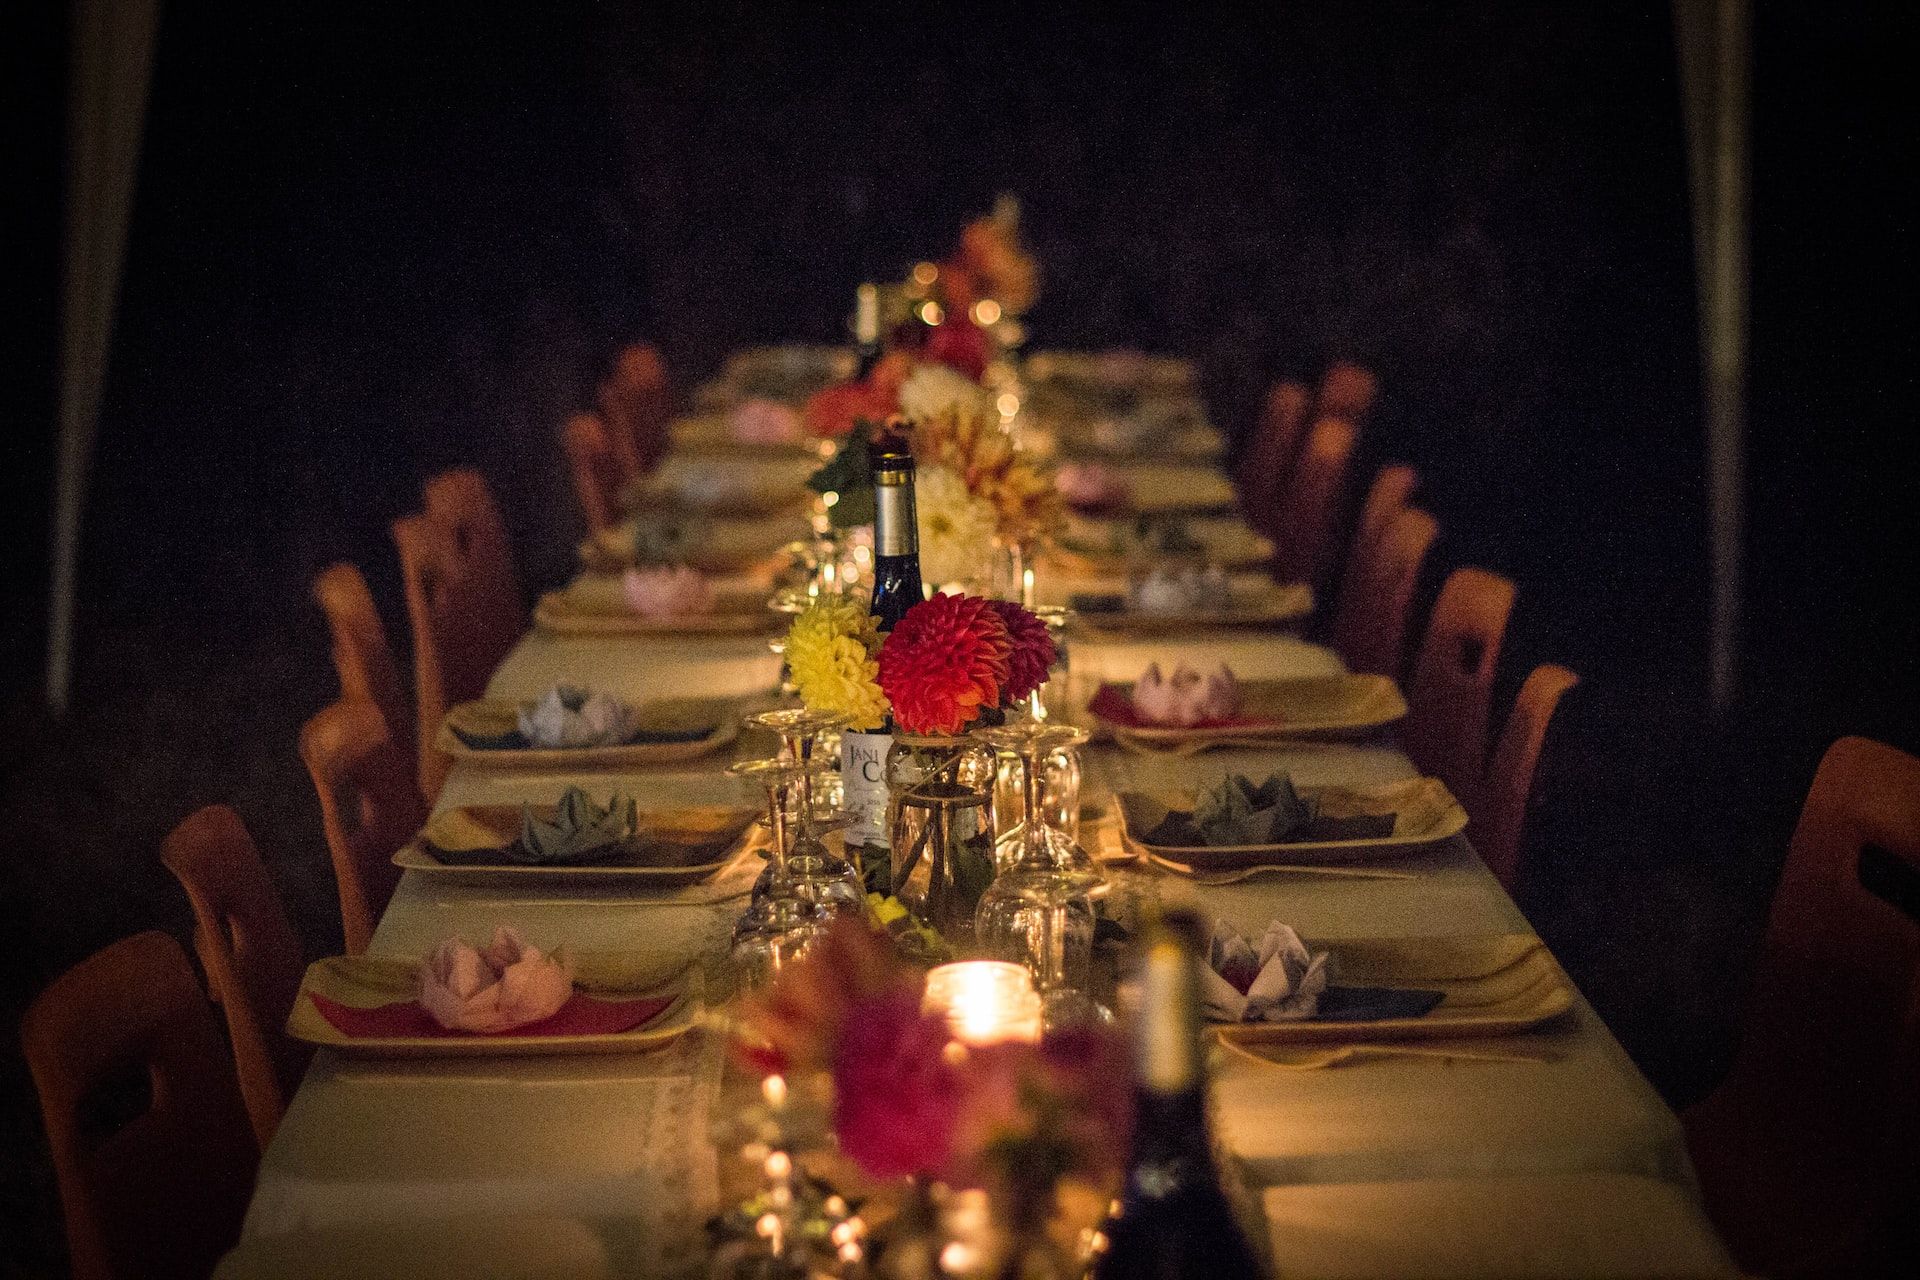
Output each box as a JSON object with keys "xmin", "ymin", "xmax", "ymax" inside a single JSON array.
[{"xmin": 923, "ymin": 961, "xmax": 1043, "ymax": 1046}]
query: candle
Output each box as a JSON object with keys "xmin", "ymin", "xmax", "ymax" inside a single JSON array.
[{"xmin": 923, "ymin": 961, "xmax": 1043, "ymax": 1046}]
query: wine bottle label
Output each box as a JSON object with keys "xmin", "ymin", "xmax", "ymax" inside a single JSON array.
[
  {"xmin": 874, "ymin": 481, "xmax": 917, "ymax": 557},
  {"xmin": 840, "ymin": 730, "xmax": 894, "ymax": 849}
]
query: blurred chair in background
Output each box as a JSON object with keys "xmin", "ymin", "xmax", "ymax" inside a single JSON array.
[
  {"xmin": 421, "ymin": 468, "xmax": 524, "ymax": 660},
  {"xmin": 159, "ymin": 805, "xmax": 309, "ymax": 1149},
  {"xmin": 1269, "ymin": 415, "xmax": 1359, "ymax": 593},
  {"xmin": 299, "ymin": 699, "xmax": 423, "ymax": 953},
  {"xmin": 1332, "ymin": 504, "xmax": 1439, "ymax": 680},
  {"xmin": 1237, "ymin": 379, "xmax": 1311, "ymax": 521},
  {"xmin": 1316, "ymin": 359, "xmax": 1378, "ymax": 423},
  {"xmin": 560, "ymin": 410, "xmax": 626, "ymax": 533},
  {"xmin": 1402, "ymin": 567, "xmax": 1516, "ymax": 816},
  {"xmin": 1350, "ymin": 463, "xmax": 1420, "ymax": 558},
  {"xmin": 597, "ymin": 341, "xmax": 672, "ymax": 475},
  {"xmin": 22, "ymin": 931, "xmax": 258, "ymax": 1280},
  {"xmin": 311, "ymin": 562, "xmax": 413, "ymax": 775},
  {"xmin": 1476, "ymin": 664, "xmax": 1581, "ymax": 890},
  {"xmin": 1686, "ymin": 736, "xmax": 1920, "ymax": 1276}
]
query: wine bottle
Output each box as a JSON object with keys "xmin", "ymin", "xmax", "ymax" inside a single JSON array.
[
  {"xmin": 839, "ymin": 427, "xmax": 924, "ymax": 893},
  {"xmin": 1095, "ymin": 910, "xmax": 1266, "ymax": 1280},
  {"xmin": 852, "ymin": 282, "xmax": 883, "ymax": 379}
]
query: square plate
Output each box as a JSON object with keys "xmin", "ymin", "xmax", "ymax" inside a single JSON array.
[
  {"xmin": 286, "ymin": 951, "xmax": 697, "ymax": 1057},
  {"xmin": 1117, "ymin": 777, "xmax": 1465, "ymax": 867},
  {"xmin": 1088, "ymin": 674, "xmax": 1408, "ymax": 744},
  {"xmin": 578, "ymin": 511, "xmax": 809, "ymax": 575},
  {"xmin": 436, "ymin": 696, "xmax": 740, "ymax": 769},
  {"xmin": 1050, "ymin": 515, "xmax": 1275, "ymax": 576},
  {"xmin": 394, "ymin": 803, "xmax": 759, "ymax": 882},
  {"xmin": 1213, "ymin": 935, "xmax": 1574, "ymax": 1045},
  {"xmin": 533, "ymin": 585, "xmax": 778, "ymax": 637}
]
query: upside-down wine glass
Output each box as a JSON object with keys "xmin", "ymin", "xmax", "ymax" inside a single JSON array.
[
  {"xmin": 745, "ymin": 708, "xmax": 863, "ymax": 912},
  {"xmin": 727, "ymin": 756, "xmax": 828, "ymax": 989},
  {"xmin": 972, "ymin": 723, "xmax": 1109, "ymax": 1030}
]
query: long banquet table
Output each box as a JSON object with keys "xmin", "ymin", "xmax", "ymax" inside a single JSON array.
[{"xmin": 230, "ymin": 358, "xmax": 1738, "ymax": 1279}]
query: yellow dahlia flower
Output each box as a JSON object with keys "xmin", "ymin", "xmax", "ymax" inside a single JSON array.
[{"xmin": 785, "ymin": 598, "xmax": 889, "ymax": 730}]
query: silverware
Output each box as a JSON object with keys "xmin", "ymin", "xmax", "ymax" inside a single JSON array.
[{"xmin": 1145, "ymin": 851, "xmax": 1418, "ymax": 883}]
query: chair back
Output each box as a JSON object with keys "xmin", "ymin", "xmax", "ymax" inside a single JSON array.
[
  {"xmin": 311, "ymin": 562, "xmax": 412, "ymax": 768},
  {"xmin": 159, "ymin": 805, "xmax": 309, "ymax": 1149},
  {"xmin": 1317, "ymin": 360, "xmax": 1379, "ymax": 423},
  {"xmin": 299, "ymin": 699, "xmax": 423, "ymax": 953},
  {"xmin": 1332, "ymin": 505, "xmax": 1438, "ymax": 679},
  {"xmin": 560, "ymin": 411, "xmax": 627, "ymax": 533},
  {"xmin": 393, "ymin": 512, "xmax": 511, "ymax": 795},
  {"xmin": 22, "ymin": 931, "xmax": 258, "ymax": 1280},
  {"xmin": 597, "ymin": 341, "xmax": 671, "ymax": 475},
  {"xmin": 1237, "ymin": 379, "xmax": 1311, "ymax": 521},
  {"xmin": 421, "ymin": 467, "xmax": 524, "ymax": 656},
  {"xmin": 1402, "ymin": 567, "xmax": 1515, "ymax": 813},
  {"xmin": 1270, "ymin": 415, "xmax": 1359, "ymax": 592},
  {"xmin": 1476, "ymin": 664, "xmax": 1580, "ymax": 889},
  {"xmin": 1352, "ymin": 463, "xmax": 1419, "ymax": 557},
  {"xmin": 1687, "ymin": 737, "xmax": 1920, "ymax": 1271}
]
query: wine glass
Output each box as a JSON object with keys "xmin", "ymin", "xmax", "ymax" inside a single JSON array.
[
  {"xmin": 745, "ymin": 709, "xmax": 864, "ymax": 912},
  {"xmin": 727, "ymin": 756, "xmax": 828, "ymax": 988},
  {"xmin": 972, "ymin": 723, "xmax": 1109, "ymax": 1030}
]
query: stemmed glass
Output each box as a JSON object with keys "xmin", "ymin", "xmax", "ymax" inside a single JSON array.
[
  {"xmin": 972, "ymin": 723, "xmax": 1109, "ymax": 1030},
  {"xmin": 745, "ymin": 708, "xmax": 864, "ymax": 911},
  {"xmin": 728, "ymin": 756, "xmax": 829, "ymax": 988}
]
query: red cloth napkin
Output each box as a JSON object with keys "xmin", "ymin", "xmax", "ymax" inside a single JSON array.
[
  {"xmin": 1087, "ymin": 682, "xmax": 1275, "ymax": 731},
  {"xmin": 309, "ymin": 991, "xmax": 675, "ymax": 1039}
]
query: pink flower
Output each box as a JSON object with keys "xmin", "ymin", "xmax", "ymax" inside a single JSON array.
[
  {"xmin": 622, "ymin": 565, "xmax": 714, "ymax": 618},
  {"xmin": 832, "ymin": 990, "xmax": 962, "ymax": 1180}
]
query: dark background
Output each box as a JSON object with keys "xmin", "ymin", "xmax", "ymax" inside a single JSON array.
[{"xmin": 3, "ymin": 3, "xmax": 1913, "ymax": 1274}]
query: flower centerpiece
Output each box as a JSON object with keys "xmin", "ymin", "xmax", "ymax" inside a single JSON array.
[{"xmin": 736, "ymin": 920, "xmax": 1130, "ymax": 1276}]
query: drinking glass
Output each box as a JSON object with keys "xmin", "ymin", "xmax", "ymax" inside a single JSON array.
[
  {"xmin": 728, "ymin": 756, "xmax": 828, "ymax": 988},
  {"xmin": 745, "ymin": 708, "xmax": 864, "ymax": 912}
]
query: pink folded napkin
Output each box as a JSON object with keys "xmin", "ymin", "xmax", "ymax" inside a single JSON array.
[
  {"xmin": 420, "ymin": 927, "xmax": 575, "ymax": 1031},
  {"xmin": 729, "ymin": 397, "xmax": 804, "ymax": 445},
  {"xmin": 623, "ymin": 565, "xmax": 715, "ymax": 618},
  {"xmin": 1204, "ymin": 921, "xmax": 1329, "ymax": 1022},
  {"xmin": 1057, "ymin": 461, "xmax": 1132, "ymax": 512},
  {"xmin": 1111, "ymin": 661, "xmax": 1244, "ymax": 727}
]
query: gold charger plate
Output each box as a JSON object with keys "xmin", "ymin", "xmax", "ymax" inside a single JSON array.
[
  {"xmin": 1091, "ymin": 674, "xmax": 1408, "ymax": 745},
  {"xmin": 533, "ymin": 586, "xmax": 778, "ymax": 637},
  {"xmin": 286, "ymin": 951, "xmax": 697, "ymax": 1057},
  {"xmin": 668, "ymin": 414, "xmax": 829, "ymax": 459},
  {"xmin": 1212, "ymin": 935, "xmax": 1574, "ymax": 1046},
  {"xmin": 1049, "ymin": 516, "xmax": 1275, "ymax": 577},
  {"xmin": 1071, "ymin": 582, "xmax": 1313, "ymax": 635},
  {"xmin": 1117, "ymin": 777, "xmax": 1465, "ymax": 868},
  {"xmin": 626, "ymin": 450, "xmax": 820, "ymax": 517},
  {"xmin": 394, "ymin": 802, "xmax": 759, "ymax": 883},
  {"xmin": 435, "ymin": 696, "xmax": 740, "ymax": 769},
  {"xmin": 577, "ymin": 513, "xmax": 801, "ymax": 576}
]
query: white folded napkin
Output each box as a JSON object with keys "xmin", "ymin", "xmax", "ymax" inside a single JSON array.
[
  {"xmin": 623, "ymin": 565, "xmax": 715, "ymax": 618},
  {"xmin": 1131, "ymin": 661, "xmax": 1242, "ymax": 725},
  {"xmin": 517, "ymin": 685, "xmax": 635, "ymax": 748},
  {"xmin": 417, "ymin": 927, "xmax": 575, "ymax": 1032},
  {"xmin": 1203, "ymin": 921, "xmax": 1329, "ymax": 1022},
  {"xmin": 1057, "ymin": 461, "xmax": 1131, "ymax": 510}
]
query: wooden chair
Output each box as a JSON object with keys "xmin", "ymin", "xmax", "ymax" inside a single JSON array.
[
  {"xmin": 393, "ymin": 511, "xmax": 513, "ymax": 796},
  {"xmin": 1351, "ymin": 463, "xmax": 1420, "ymax": 558},
  {"xmin": 159, "ymin": 805, "xmax": 310, "ymax": 1149},
  {"xmin": 421, "ymin": 467, "xmax": 525, "ymax": 661},
  {"xmin": 1316, "ymin": 360, "xmax": 1378, "ymax": 423},
  {"xmin": 597, "ymin": 341, "xmax": 671, "ymax": 475},
  {"xmin": 1236, "ymin": 379, "xmax": 1311, "ymax": 521},
  {"xmin": 1269, "ymin": 415, "xmax": 1359, "ymax": 593},
  {"xmin": 311, "ymin": 562, "xmax": 413, "ymax": 770},
  {"xmin": 1401, "ymin": 568, "xmax": 1515, "ymax": 815},
  {"xmin": 1332, "ymin": 505, "xmax": 1439, "ymax": 679},
  {"xmin": 1475, "ymin": 664, "xmax": 1580, "ymax": 890},
  {"xmin": 22, "ymin": 931, "xmax": 258, "ymax": 1280},
  {"xmin": 1686, "ymin": 736, "xmax": 1920, "ymax": 1275},
  {"xmin": 559, "ymin": 410, "xmax": 627, "ymax": 533},
  {"xmin": 299, "ymin": 699, "xmax": 424, "ymax": 953}
]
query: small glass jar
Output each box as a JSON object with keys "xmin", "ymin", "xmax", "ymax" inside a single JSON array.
[{"xmin": 885, "ymin": 735, "xmax": 996, "ymax": 939}]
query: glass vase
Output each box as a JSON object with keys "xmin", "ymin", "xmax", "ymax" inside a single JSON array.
[{"xmin": 886, "ymin": 735, "xmax": 996, "ymax": 939}]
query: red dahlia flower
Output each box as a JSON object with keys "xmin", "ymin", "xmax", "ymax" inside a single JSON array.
[
  {"xmin": 986, "ymin": 600, "xmax": 1057, "ymax": 704},
  {"xmin": 877, "ymin": 593, "xmax": 1013, "ymax": 735}
]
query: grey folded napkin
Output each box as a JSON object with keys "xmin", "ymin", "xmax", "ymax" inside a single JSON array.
[
  {"xmin": 517, "ymin": 787, "xmax": 638, "ymax": 865},
  {"xmin": 1145, "ymin": 773, "xmax": 1398, "ymax": 848}
]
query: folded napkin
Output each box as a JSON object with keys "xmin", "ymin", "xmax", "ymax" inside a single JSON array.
[
  {"xmin": 1203, "ymin": 921, "xmax": 1444, "ymax": 1024},
  {"xmin": 729, "ymin": 397, "xmax": 804, "ymax": 445},
  {"xmin": 1090, "ymin": 678, "xmax": 1265, "ymax": 733},
  {"xmin": 418, "ymin": 927, "xmax": 576, "ymax": 1032},
  {"xmin": 517, "ymin": 787, "xmax": 639, "ymax": 864},
  {"xmin": 517, "ymin": 685, "xmax": 636, "ymax": 749},
  {"xmin": 1057, "ymin": 462, "xmax": 1132, "ymax": 513},
  {"xmin": 1142, "ymin": 773, "xmax": 1399, "ymax": 847},
  {"xmin": 1129, "ymin": 564, "xmax": 1231, "ymax": 614},
  {"xmin": 623, "ymin": 565, "xmax": 715, "ymax": 618},
  {"xmin": 630, "ymin": 512, "xmax": 710, "ymax": 566},
  {"xmin": 1132, "ymin": 662, "xmax": 1242, "ymax": 726}
]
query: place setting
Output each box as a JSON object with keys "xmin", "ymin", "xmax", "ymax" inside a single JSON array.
[
  {"xmin": 435, "ymin": 683, "xmax": 740, "ymax": 769},
  {"xmin": 1085, "ymin": 658, "xmax": 1409, "ymax": 754}
]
